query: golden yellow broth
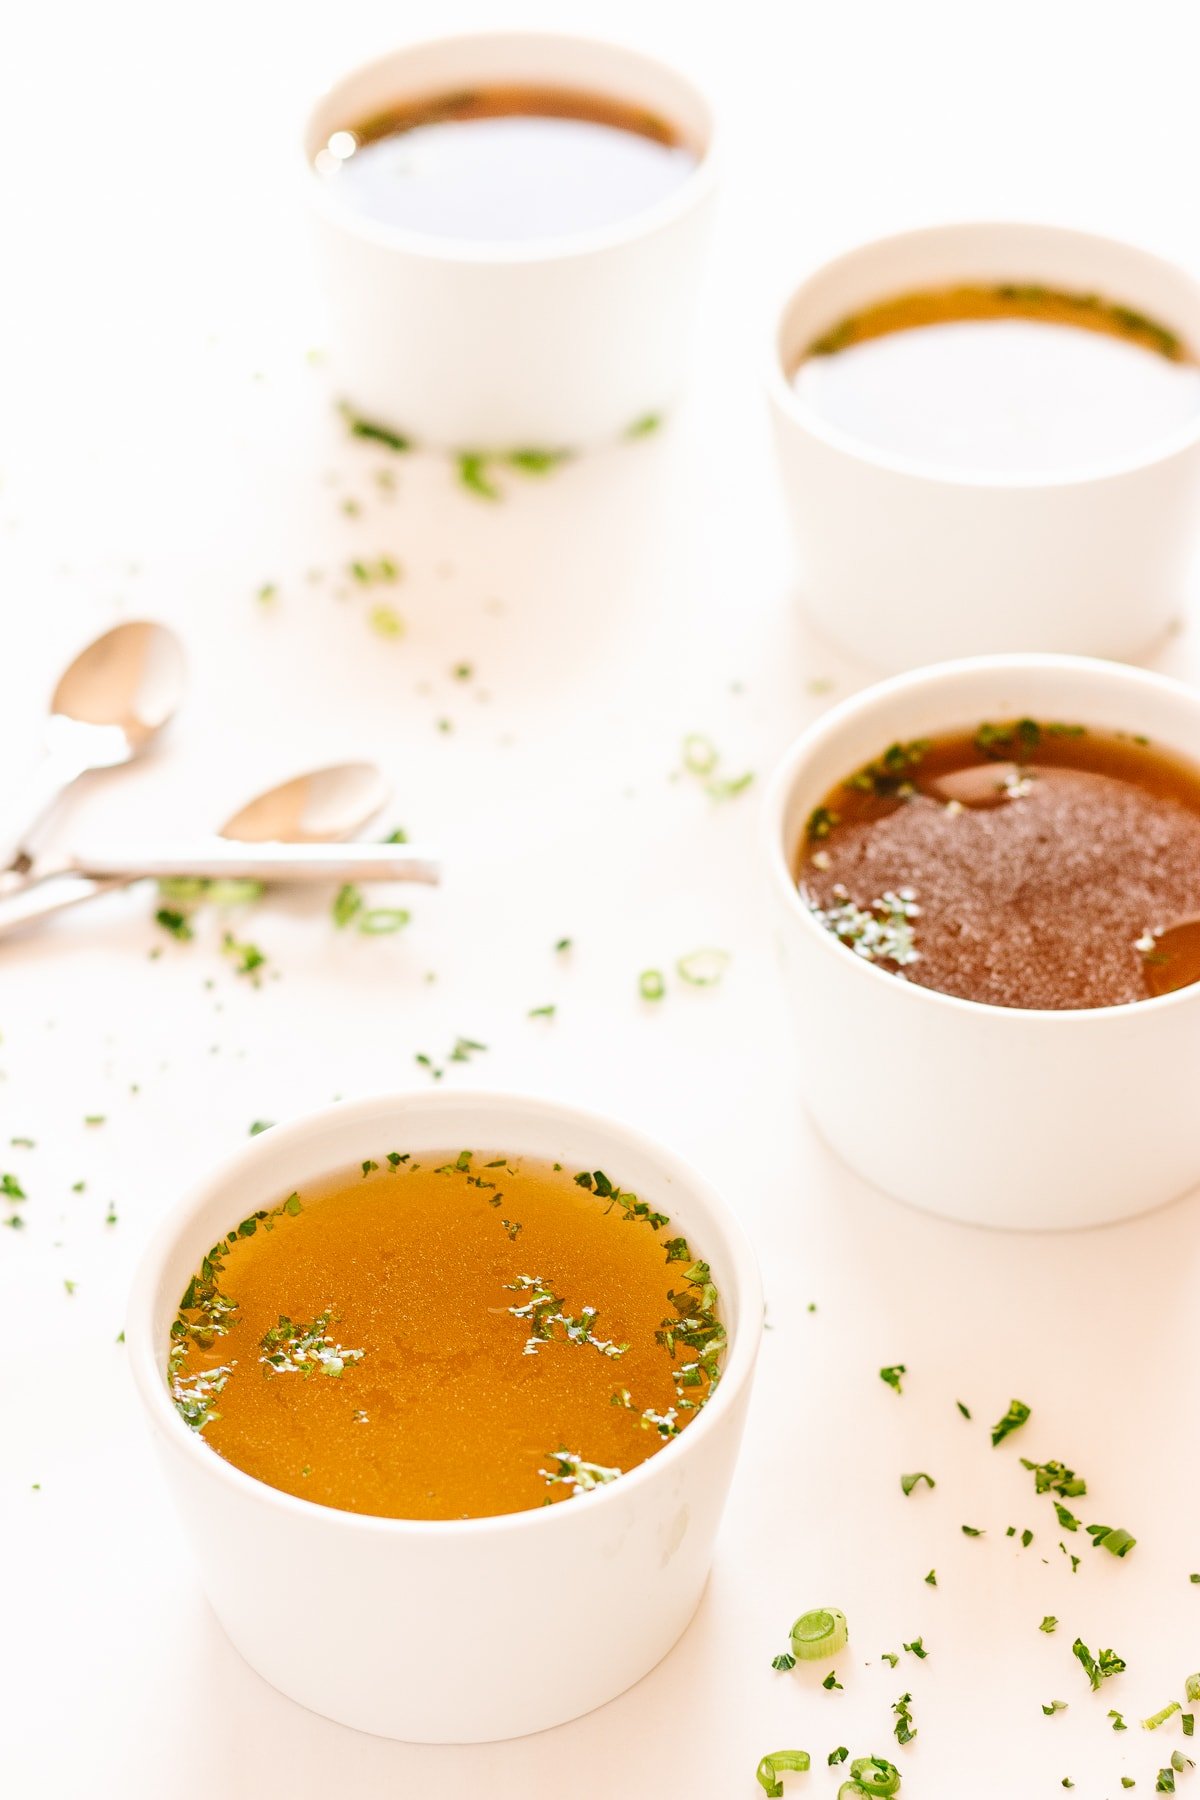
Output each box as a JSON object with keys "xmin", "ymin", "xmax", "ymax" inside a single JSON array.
[{"xmin": 168, "ymin": 1153, "xmax": 721, "ymax": 1521}]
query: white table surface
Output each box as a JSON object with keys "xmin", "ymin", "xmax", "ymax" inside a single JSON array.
[{"xmin": 3, "ymin": 2, "xmax": 1200, "ymax": 1795}]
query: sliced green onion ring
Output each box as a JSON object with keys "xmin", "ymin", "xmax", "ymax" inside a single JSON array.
[
  {"xmin": 790, "ymin": 1607, "xmax": 849, "ymax": 1660},
  {"xmin": 638, "ymin": 968, "xmax": 665, "ymax": 1001},
  {"xmin": 756, "ymin": 1750, "xmax": 811, "ymax": 1795},
  {"xmin": 676, "ymin": 947, "xmax": 730, "ymax": 987},
  {"xmin": 850, "ymin": 1757, "xmax": 901, "ymax": 1796},
  {"xmin": 683, "ymin": 733, "xmax": 719, "ymax": 776},
  {"xmin": 1144, "ymin": 1703, "xmax": 1182, "ymax": 1730}
]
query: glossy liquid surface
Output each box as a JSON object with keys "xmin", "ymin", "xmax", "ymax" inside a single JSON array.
[
  {"xmin": 799, "ymin": 721, "xmax": 1200, "ymax": 1010},
  {"xmin": 315, "ymin": 85, "xmax": 698, "ymax": 242},
  {"xmin": 168, "ymin": 1153, "xmax": 721, "ymax": 1520},
  {"xmin": 792, "ymin": 284, "xmax": 1200, "ymax": 475}
]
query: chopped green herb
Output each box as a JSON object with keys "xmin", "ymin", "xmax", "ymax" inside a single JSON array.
[
  {"xmin": 892, "ymin": 1692, "xmax": 917, "ymax": 1745},
  {"xmin": 903, "ymin": 1637, "xmax": 927, "ymax": 1659},
  {"xmin": 845, "ymin": 739, "xmax": 930, "ymax": 797},
  {"xmin": 900, "ymin": 1472, "xmax": 935, "ymax": 1496},
  {"xmin": 1040, "ymin": 1617, "xmax": 1058, "ymax": 1634},
  {"xmin": 828, "ymin": 1748, "xmax": 848, "ymax": 1766},
  {"xmin": 990, "ymin": 1398, "xmax": 1031, "ymax": 1447},
  {"xmin": 554, "ymin": 937, "xmax": 572, "ymax": 953},
  {"xmin": 1022, "ymin": 1529, "xmax": 1034, "ymax": 1548},
  {"xmin": 879, "ymin": 1364, "xmax": 906, "ymax": 1394},
  {"xmin": 1072, "ymin": 1638, "xmax": 1126, "ymax": 1691},
  {"xmin": 924, "ymin": 1569, "xmax": 937, "ymax": 1586},
  {"xmin": 1189, "ymin": 1677, "xmax": 1200, "ymax": 1703},
  {"xmin": 0, "ymin": 1173, "xmax": 26, "ymax": 1201},
  {"xmin": 369, "ymin": 604, "xmax": 405, "ymax": 639},
  {"xmin": 806, "ymin": 805, "xmax": 840, "ymax": 842},
  {"xmin": 1143, "ymin": 1704, "xmax": 1182, "ymax": 1731},
  {"xmin": 881, "ymin": 1652, "xmax": 899, "ymax": 1668},
  {"xmin": 260, "ymin": 1309, "xmax": 364, "ymax": 1378},
  {"xmin": 822, "ymin": 1672, "xmax": 842, "ymax": 1690},
  {"xmin": 221, "ymin": 932, "xmax": 266, "ymax": 980},
  {"xmin": 625, "ymin": 413, "xmax": 662, "ymax": 438},
  {"xmin": 345, "ymin": 412, "xmax": 411, "ymax": 453},
  {"xmin": 956, "ymin": 1400, "xmax": 971, "ymax": 1419},
  {"xmin": 538, "ymin": 1448, "xmax": 621, "ymax": 1494},
  {"xmin": 63, "ymin": 1278, "xmax": 76, "ymax": 1295},
  {"xmin": 1021, "ymin": 1457, "xmax": 1086, "ymax": 1498},
  {"xmin": 527, "ymin": 1004, "xmax": 556, "ymax": 1019},
  {"xmin": 1111, "ymin": 1712, "xmax": 1129, "ymax": 1731},
  {"xmin": 1056, "ymin": 1503, "xmax": 1081, "ymax": 1532},
  {"xmin": 155, "ymin": 907, "xmax": 194, "ymax": 941},
  {"xmin": 1043, "ymin": 1700, "xmax": 1068, "ymax": 1715},
  {"xmin": 772, "ymin": 1653, "xmax": 797, "ymax": 1672},
  {"xmin": 962, "ymin": 1525, "xmax": 984, "ymax": 1537},
  {"xmin": 249, "ymin": 1120, "xmax": 273, "ymax": 1136},
  {"xmin": 84, "ymin": 1114, "xmax": 106, "ymax": 1127},
  {"xmin": 457, "ymin": 452, "xmax": 502, "ymax": 500}
]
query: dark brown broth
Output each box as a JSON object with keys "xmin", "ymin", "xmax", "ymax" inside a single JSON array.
[{"xmin": 799, "ymin": 721, "xmax": 1200, "ymax": 1010}]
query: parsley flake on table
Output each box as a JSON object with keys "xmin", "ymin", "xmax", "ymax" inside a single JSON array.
[
  {"xmin": 924, "ymin": 1569, "xmax": 937, "ymax": 1586},
  {"xmin": 991, "ymin": 1398, "xmax": 1032, "ymax": 1446},
  {"xmin": 903, "ymin": 1637, "xmax": 927, "ymax": 1659},
  {"xmin": 821, "ymin": 1672, "xmax": 842, "ymax": 1690},
  {"xmin": 892, "ymin": 1692, "xmax": 917, "ymax": 1744},
  {"xmin": 880, "ymin": 1364, "xmax": 907, "ymax": 1394},
  {"xmin": 1040, "ymin": 1616, "xmax": 1059, "ymax": 1634},
  {"xmin": 962, "ymin": 1525, "xmax": 984, "ymax": 1537},
  {"xmin": 900, "ymin": 1472, "xmax": 935, "ymax": 1496},
  {"xmin": 1072, "ymin": 1638, "xmax": 1126, "ymax": 1691},
  {"xmin": 1043, "ymin": 1700, "xmax": 1068, "ymax": 1715}
]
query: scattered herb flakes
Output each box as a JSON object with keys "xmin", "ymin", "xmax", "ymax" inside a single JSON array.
[
  {"xmin": 332, "ymin": 885, "xmax": 363, "ymax": 929},
  {"xmin": 676, "ymin": 948, "xmax": 730, "ymax": 987},
  {"xmin": 892, "ymin": 1692, "xmax": 917, "ymax": 1745},
  {"xmin": 638, "ymin": 968, "xmax": 666, "ymax": 1001},
  {"xmin": 1111, "ymin": 1712, "xmax": 1129, "ymax": 1732},
  {"xmin": 349, "ymin": 555, "xmax": 401, "ymax": 585},
  {"xmin": 881, "ymin": 1652, "xmax": 900, "ymax": 1668},
  {"xmin": 84, "ymin": 1114, "xmax": 106, "ymax": 1127},
  {"xmin": 772, "ymin": 1653, "xmax": 797, "ymax": 1672},
  {"xmin": 260, "ymin": 1308, "xmax": 364, "ymax": 1379},
  {"xmin": 1156, "ymin": 1770, "xmax": 1176, "ymax": 1793},
  {"xmin": 1021, "ymin": 1458, "xmax": 1086, "ymax": 1499},
  {"xmin": 221, "ymin": 932, "xmax": 267, "ymax": 982},
  {"xmin": 924, "ymin": 1569, "xmax": 937, "ymax": 1586},
  {"xmin": 807, "ymin": 886, "xmax": 920, "ymax": 965},
  {"xmin": 991, "ymin": 1398, "xmax": 1032, "ymax": 1446},
  {"xmin": 956, "ymin": 1400, "xmax": 972, "ymax": 1419},
  {"xmin": 821, "ymin": 1672, "xmax": 842, "ymax": 1690},
  {"xmin": 104, "ymin": 1203, "xmax": 118, "ymax": 1226},
  {"xmin": 155, "ymin": 907, "xmax": 194, "ymax": 941},
  {"xmin": 626, "ymin": 413, "xmax": 662, "ymax": 438},
  {"xmin": 1, "ymin": 1173, "xmax": 26, "ymax": 1202},
  {"xmin": 1022, "ymin": 1529, "xmax": 1035, "ymax": 1548},
  {"xmin": 1072, "ymin": 1638, "xmax": 1126, "ymax": 1691},
  {"xmin": 900, "ymin": 1472, "xmax": 935, "ymax": 1496},
  {"xmin": 1185, "ymin": 1716, "xmax": 1195, "ymax": 1738},
  {"xmin": 805, "ymin": 805, "xmax": 839, "ymax": 842},
  {"xmin": 554, "ymin": 937, "xmax": 572, "ymax": 953},
  {"xmin": 369, "ymin": 604, "xmax": 405, "ymax": 639},
  {"xmin": 828, "ymin": 1748, "xmax": 849, "ymax": 1766},
  {"xmin": 879, "ymin": 1364, "xmax": 907, "ymax": 1394},
  {"xmin": 527, "ymin": 1004, "xmax": 556, "ymax": 1019},
  {"xmin": 256, "ymin": 582, "xmax": 277, "ymax": 606},
  {"xmin": 1043, "ymin": 1700, "xmax": 1068, "ymax": 1715},
  {"xmin": 457, "ymin": 452, "xmax": 502, "ymax": 501},
  {"xmin": 962, "ymin": 1525, "xmax": 985, "ymax": 1537},
  {"xmin": 903, "ymin": 1637, "xmax": 927, "ymax": 1659},
  {"xmin": 1122, "ymin": 1782, "xmax": 1135, "ymax": 1790},
  {"xmin": 344, "ymin": 411, "xmax": 411, "ymax": 453},
  {"xmin": 1056, "ymin": 1503, "xmax": 1081, "ymax": 1532},
  {"xmin": 63, "ymin": 1279, "xmax": 76, "ymax": 1296},
  {"xmin": 1040, "ymin": 1617, "xmax": 1059, "ymax": 1634}
]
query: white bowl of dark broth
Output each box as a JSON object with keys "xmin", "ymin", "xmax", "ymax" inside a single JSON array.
[
  {"xmin": 304, "ymin": 33, "xmax": 717, "ymax": 449},
  {"xmin": 768, "ymin": 223, "xmax": 1200, "ymax": 670},
  {"xmin": 765, "ymin": 654, "xmax": 1200, "ymax": 1228},
  {"xmin": 127, "ymin": 1090, "xmax": 761, "ymax": 1741}
]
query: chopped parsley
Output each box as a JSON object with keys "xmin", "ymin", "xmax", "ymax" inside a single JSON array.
[
  {"xmin": 1072, "ymin": 1638, "xmax": 1126, "ymax": 1691},
  {"xmin": 821, "ymin": 1672, "xmax": 842, "ymax": 1690},
  {"xmin": 879, "ymin": 1364, "xmax": 906, "ymax": 1394},
  {"xmin": 1043, "ymin": 1700, "xmax": 1068, "ymax": 1715},
  {"xmin": 903, "ymin": 1637, "xmax": 927, "ymax": 1659},
  {"xmin": 892, "ymin": 1692, "xmax": 917, "ymax": 1745},
  {"xmin": 991, "ymin": 1398, "xmax": 1032, "ymax": 1446},
  {"xmin": 1088, "ymin": 1523, "xmax": 1137, "ymax": 1558},
  {"xmin": 900, "ymin": 1472, "xmax": 935, "ymax": 1496},
  {"xmin": 1040, "ymin": 1617, "xmax": 1059, "ymax": 1634}
]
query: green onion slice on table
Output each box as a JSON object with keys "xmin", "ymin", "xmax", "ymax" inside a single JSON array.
[
  {"xmin": 790, "ymin": 1607, "xmax": 850, "ymax": 1660},
  {"xmin": 756, "ymin": 1750, "xmax": 811, "ymax": 1795}
]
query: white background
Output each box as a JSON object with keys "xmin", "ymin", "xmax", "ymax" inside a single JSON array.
[{"xmin": 2, "ymin": 3, "xmax": 1200, "ymax": 1795}]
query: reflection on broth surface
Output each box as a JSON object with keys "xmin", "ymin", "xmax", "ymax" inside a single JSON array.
[{"xmin": 168, "ymin": 1152, "xmax": 722, "ymax": 1520}]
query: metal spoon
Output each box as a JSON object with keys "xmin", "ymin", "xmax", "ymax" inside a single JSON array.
[
  {"xmin": 0, "ymin": 762, "xmax": 435, "ymax": 938},
  {"xmin": 0, "ymin": 620, "xmax": 187, "ymax": 872}
]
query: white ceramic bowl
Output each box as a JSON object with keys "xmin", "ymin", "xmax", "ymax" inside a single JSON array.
[
  {"xmin": 127, "ymin": 1089, "xmax": 761, "ymax": 1741},
  {"xmin": 303, "ymin": 32, "xmax": 718, "ymax": 450},
  {"xmin": 768, "ymin": 222, "xmax": 1200, "ymax": 671},
  {"xmin": 764, "ymin": 654, "xmax": 1200, "ymax": 1230}
]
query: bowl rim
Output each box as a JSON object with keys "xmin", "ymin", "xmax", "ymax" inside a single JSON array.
[
  {"xmin": 127, "ymin": 1086, "xmax": 762, "ymax": 1538},
  {"xmin": 766, "ymin": 218, "xmax": 1200, "ymax": 491},
  {"xmin": 302, "ymin": 28, "xmax": 720, "ymax": 269},
  {"xmin": 763, "ymin": 650, "xmax": 1200, "ymax": 1025}
]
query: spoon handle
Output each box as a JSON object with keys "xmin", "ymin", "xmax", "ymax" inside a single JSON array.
[
  {"xmin": 68, "ymin": 842, "xmax": 441, "ymax": 883},
  {"xmin": 0, "ymin": 873, "xmax": 130, "ymax": 938}
]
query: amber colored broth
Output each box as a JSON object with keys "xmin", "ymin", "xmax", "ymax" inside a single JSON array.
[
  {"xmin": 169, "ymin": 1154, "xmax": 718, "ymax": 1521},
  {"xmin": 790, "ymin": 285, "xmax": 1200, "ymax": 476},
  {"xmin": 316, "ymin": 84, "xmax": 698, "ymax": 242},
  {"xmin": 798, "ymin": 723, "xmax": 1200, "ymax": 1009}
]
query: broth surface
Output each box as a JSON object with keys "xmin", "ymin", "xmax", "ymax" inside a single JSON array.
[
  {"xmin": 799, "ymin": 721, "xmax": 1200, "ymax": 1010},
  {"xmin": 168, "ymin": 1152, "xmax": 721, "ymax": 1520},
  {"xmin": 315, "ymin": 85, "xmax": 698, "ymax": 241},
  {"xmin": 792, "ymin": 285, "xmax": 1200, "ymax": 475}
]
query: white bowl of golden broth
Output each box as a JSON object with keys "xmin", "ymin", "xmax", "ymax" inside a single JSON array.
[
  {"xmin": 767, "ymin": 222, "xmax": 1200, "ymax": 671},
  {"xmin": 127, "ymin": 1089, "xmax": 761, "ymax": 1742},
  {"xmin": 764, "ymin": 654, "xmax": 1200, "ymax": 1229},
  {"xmin": 303, "ymin": 32, "xmax": 717, "ymax": 450}
]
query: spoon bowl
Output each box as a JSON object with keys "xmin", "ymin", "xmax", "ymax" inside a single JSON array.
[
  {"xmin": 51, "ymin": 620, "xmax": 187, "ymax": 752},
  {"xmin": 221, "ymin": 763, "xmax": 390, "ymax": 843}
]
